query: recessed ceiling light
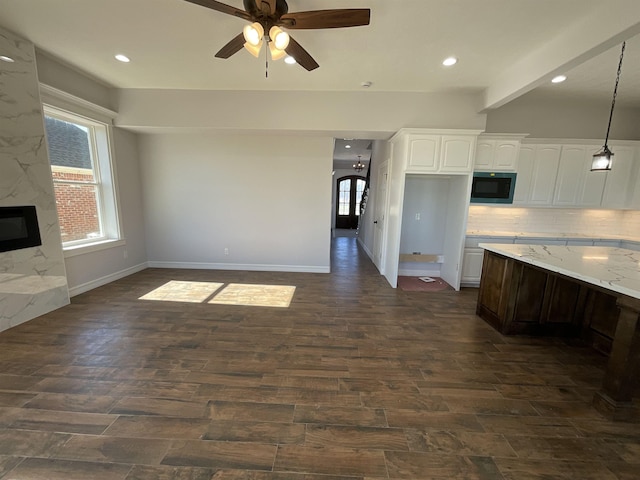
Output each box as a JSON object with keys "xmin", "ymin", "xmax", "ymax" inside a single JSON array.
[
  {"xmin": 284, "ymin": 56, "xmax": 296, "ymax": 65},
  {"xmin": 0, "ymin": 55, "xmax": 15, "ymax": 63},
  {"xmin": 552, "ymin": 75, "xmax": 567, "ymax": 84},
  {"xmin": 345, "ymin": 145, "xmax": 352, "ymax": 149},
  {"xmin": 442, "ymin": 57, "xmax": 458, "ymax": 67},
  {"xmin": 115, "ymin": 54, "xmax": 130, "ymax": 63}
]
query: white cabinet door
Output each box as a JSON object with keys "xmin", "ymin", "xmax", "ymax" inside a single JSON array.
[
  {"xmin": 513, "ymin": 145, "xmax": 535, "ymax": 204},
  {"xmin": 475, "ymin": 140, "xmax": 494, "ymax": 170},
  {"xmin": 602, "ymin": 146, "xmax": 635, "ymax": 208},
  {"xmin": 461, "ymin": 248, "xmax": 485, "ymax": 284},
  {"xmin": 579, "ymin": 146, "xmax": 607, "ymax": 207},
  {"xmin": 554, "ymin": 146, "xmax": 586, "ymax": 206},
  {"xmin": 494, "ymin": 141, "xmax": 519, "ymax": 171},
  {"xmin": 629, "ymin": 169, "xmax": 640, "ymax": 210},
  {"xmin": 407, "ymin": 136, "xmax": 439, "ymax": 172},
  {"xmin": 474, "ymin": 138, "xmax": 520, "ymax": 172},
  {"xmin": 440, "ymin": 136, "xmax": 474, "ymax": 172},
  {"xmin": 528, "ymin": 145, "xmax": 561, "ymax": 205}
]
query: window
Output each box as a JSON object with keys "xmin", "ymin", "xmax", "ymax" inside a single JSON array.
[{"xmin": 43, "ymin": 106, "xmax": 120, "ymax": 249}]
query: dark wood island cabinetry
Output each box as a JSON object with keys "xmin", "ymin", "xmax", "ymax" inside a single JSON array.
[{"xmin": 477, "ymin": 244, "xmax": 640, "ymax": 420}]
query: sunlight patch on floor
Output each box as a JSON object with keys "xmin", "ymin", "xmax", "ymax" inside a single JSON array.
[
  {"xmin": 139, "ymin": 280, "xmax": 223, "ymax": 303},
  {"xmin": 139, "ymin": 280, "xmax": 296, "ymax": 307},
  {"xmin": 209, "ymin": 283, "xmax": 296, "ymax": 308}
]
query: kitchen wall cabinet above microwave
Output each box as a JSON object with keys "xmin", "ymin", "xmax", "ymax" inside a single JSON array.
[
  {"xmin": 474, "ymin": 134, "xmax": 527, "ymax": 172},
  {"xmin": 512, "ymin": 140, "xmax": 640, "ymax": 209},
  {"xmin": 390, "ymin": 129, "xmax": 483, "ymax": 174}
]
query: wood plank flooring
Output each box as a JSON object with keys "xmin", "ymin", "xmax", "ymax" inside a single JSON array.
[{"xmin": 0, "ymin": 236, "xmax": 639, "ymax": 479}]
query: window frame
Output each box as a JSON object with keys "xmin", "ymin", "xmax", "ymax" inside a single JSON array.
[{"xmin": 43, "ymin": 103, "xmax": 123, "ymax": 254}]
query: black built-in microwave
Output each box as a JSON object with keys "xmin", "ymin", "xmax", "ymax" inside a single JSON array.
[{"xmin": 470, "ymin": 172, "xmax": 517, "ymax": 204}]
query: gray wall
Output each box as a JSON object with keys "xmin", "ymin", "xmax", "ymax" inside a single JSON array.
[
  {"xmin": 138, "ymin": 132, "xmax": 333, "ymax": 273},
  {"xmin": 486, "ymin": 90, "xmax": 640, "ymax": 140}
]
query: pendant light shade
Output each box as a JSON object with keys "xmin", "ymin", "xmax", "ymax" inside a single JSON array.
[
  {"xmin": 592, "ymin": 41, "xmax": 626, "ymax": 172},
  {"xmin": 591, "ymin": 147, "xmax": 613, "ymax": 171}
]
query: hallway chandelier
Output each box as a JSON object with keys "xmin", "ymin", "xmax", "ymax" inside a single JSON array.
[
  {"xmin": 353, "ymin": 155, "xmax": 365, "ymax": 173},
  {"xmin": 592, "ymin": 41, "xmax": 626, "ymax": 171}
]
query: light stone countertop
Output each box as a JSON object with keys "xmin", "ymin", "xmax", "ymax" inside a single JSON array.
[{"xmin": 479, "ymin": 244, "xmax": 640, "ymax": 300}]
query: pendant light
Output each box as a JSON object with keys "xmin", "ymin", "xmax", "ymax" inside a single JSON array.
[
  {"xmin": 592, "ymin": 41, "xmax": 626, "ymax": 171},
  {"xmin": 353, "ymin": 155, "xmax": 365, "ymax": 173}
]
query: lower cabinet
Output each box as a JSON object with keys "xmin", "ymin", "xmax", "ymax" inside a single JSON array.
[
  {"xmin": 476, "ymin": 250, "xmax": 619, "ymax": 350},
  {"xmin": 461, "ymin": 248, "xmax": 484, "ymax": 284}
]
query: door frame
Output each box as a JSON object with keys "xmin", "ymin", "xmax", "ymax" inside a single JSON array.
[{"xmin": 335, "ymin": 175, "xmax": 366, "ymax": 230}]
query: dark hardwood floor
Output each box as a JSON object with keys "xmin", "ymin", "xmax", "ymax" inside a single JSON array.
[{"xmin": 0, "ymin": 236, "xmax": 638, "ymax": 479}]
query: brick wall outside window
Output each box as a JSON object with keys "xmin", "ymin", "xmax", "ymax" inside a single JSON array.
[{"xmin": 52, "ymin": 168, "xmax": 101, "ymax": 242}]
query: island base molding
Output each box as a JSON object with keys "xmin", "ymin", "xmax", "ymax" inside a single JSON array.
[{"xmin": 477, "ymin": 250, "xmax": 640, "ymax": 421}]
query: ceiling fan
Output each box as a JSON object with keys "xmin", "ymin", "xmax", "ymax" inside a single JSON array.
[{"xmin": 184, "ymin": 0, "xmax": 371, "ymax": 71}]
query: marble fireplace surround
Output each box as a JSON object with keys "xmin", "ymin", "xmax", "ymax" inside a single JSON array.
[{"xmin": 0, "ymin": 27, "xmax": 70, "ymax": 333}]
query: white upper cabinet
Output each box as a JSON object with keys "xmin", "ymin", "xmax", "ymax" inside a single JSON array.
[
  {"xmin": 554, "ymin": 146, "xmax": 588, "ymax": 206},
  {"xmin": 407, "ymin": 136, "xmax": 439, "ymax": 171},
  {"xmin": 602, "ymin": 145, "xmax": 635, "ymax": 208},
  {"xmin": 512, "ymin": 145, "xmax": 535, "ymax": 204},
  {"xmin": 553, "ymin": 146, "xmax": 608, "ymax": 207},
  {"xmin": 578, "ymin": 146, "xmax": 607, "ymax": 207},
  {"xmin": 629, "ymin": 158, "xmax": 640, "ymax": 210},
  {"xmin": 515, "ymin": 141, "xmax": 639, "ymax": 209},
  {"xmin": 441, "ymin": 136, "xmax": 475, "ymax": 172},
  {"xmin": 392, "ymin": 129, "xmax": 481, "ymax": 174},
  {"xmin": 474, "ymin": 135, "xmax": 524, "ymax": 172},
  {"xmin": 523, "ymin": 145, "xmax": 561, "ymax": 205}
]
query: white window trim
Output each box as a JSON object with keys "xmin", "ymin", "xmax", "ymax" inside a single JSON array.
[{"xmin": 43, "ymin": 99, "xmax": 123, "ymax": 254}]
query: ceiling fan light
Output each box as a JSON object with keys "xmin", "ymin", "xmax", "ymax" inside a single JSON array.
[
  {"xmin": 269, "ymin": 26, "xmax": 290, "ymax": 50},
  {"xmin": 269, "ymin": 42, "xmax": 287, "ymax": 61},
  {"xmin": 243, "ymin": 39, "xmax": 263, "ymax": 58},
  {"xmin": 243, "ymin": 22, "xmax": 264, "ymax": 46},
  {"xmin": 591, "ymin": 147, "xmax": 613, "ymax": 171}
]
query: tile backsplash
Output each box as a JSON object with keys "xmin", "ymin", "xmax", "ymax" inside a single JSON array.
[{"xmin": 467, "ymin": 206, "xmax": 640, "ymax": 240}]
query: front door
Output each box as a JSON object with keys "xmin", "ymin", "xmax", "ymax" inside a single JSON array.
[{"xmin": 336, "ymin": 175, "xmax": 366, "ymax": 229}]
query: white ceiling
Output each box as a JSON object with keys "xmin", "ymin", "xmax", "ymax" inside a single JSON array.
[{"xmin": 1, "ymin": 0, "xmax": 639, "ymax": 167}]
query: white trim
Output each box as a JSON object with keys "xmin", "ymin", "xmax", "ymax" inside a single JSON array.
[
  {"xmin": 357, "ymin": 237, "xmax": 374, "ymax": 261},
  {"xmin": 147, "ymin": 261, "xmax": 330, "ymax": 274},
  {"xmin": 63, "ymin": 239, "xmax": 126, "ymax": 258},
  {"xmin": 68, "ymin": 262, "xmax": 148, "ymax": 297},
  {"xmin": 39, "ymin": 83, "xmax": 117, "ymax": 122},
  {"xmin": 398, "ymin": 268, "xmax": 442, "ymax": 277}
]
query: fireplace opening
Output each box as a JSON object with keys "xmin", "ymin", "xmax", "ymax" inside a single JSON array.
[{"xmin": 0, "ymin": 206, "xmax": 43, "ymax": 253}]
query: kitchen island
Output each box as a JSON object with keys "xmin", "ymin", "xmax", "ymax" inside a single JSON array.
[{"xmin": 476, "ymin": 244, "xmax": 640, "ymax": 420}]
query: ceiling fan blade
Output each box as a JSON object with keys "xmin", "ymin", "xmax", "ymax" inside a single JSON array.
[
  {"xmin": 285, "ymin": 36, "xmax": 319, "ymax": 71},
  {"xmin": 281, "ymin": 9, "xmax": 370, "ymax": 29},
  {"xmin": 184, "ymin": 0, "xmax": 252, "ymax": 21},
  {"xmin": 215, "ymin": 33, "xmax": 246, "ymax": 59}
]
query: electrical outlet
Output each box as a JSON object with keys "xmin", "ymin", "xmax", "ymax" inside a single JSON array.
[
  {"xmin": 224, "ymin": 248, "xmax": 229, "ymax": 255},
  {"xmin": 415, "ymin": 213, "xmax": 420, "ymax": 220}
]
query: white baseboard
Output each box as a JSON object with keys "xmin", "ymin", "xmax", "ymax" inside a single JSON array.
[
  {"xmin": 147, "ymin": 261, "xmax": 330, "ymax": 274},
  {"xmin": 357, "ymin": 237, "xmax": 374, "ymax": 261},
  {"xmin": 68, "ymin": 262, "xmax": 149, "ymax": 297},
  {"xmin": 398, "ymin": 268, "xmax": 442, "ymax": 277}
]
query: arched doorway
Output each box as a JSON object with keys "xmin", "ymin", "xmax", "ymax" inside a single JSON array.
[{"xmin": 335, "ymin": 175, "xmax": 366, "ymax": 229}]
